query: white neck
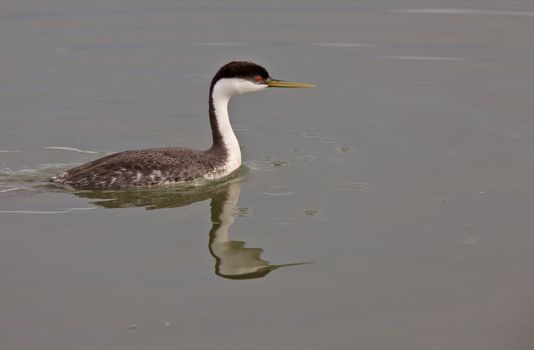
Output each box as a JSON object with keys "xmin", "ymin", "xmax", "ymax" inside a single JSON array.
[
  {"xmin": 211, "ymin": 82, "xmax": 241, "ymax": 174},
  {"xmin": 210, "ymin": 78, "xmax": 267, "ymax": 175}
]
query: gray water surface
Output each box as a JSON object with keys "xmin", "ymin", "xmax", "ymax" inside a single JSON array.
[{"xmin": 2, "ymin": 0, "xmax": 534, "ymax": 349}]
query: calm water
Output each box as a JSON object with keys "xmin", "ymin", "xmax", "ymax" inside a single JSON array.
[{"xmin": 2, "ymin": 0, "xmax": 534, "ymax": 349}]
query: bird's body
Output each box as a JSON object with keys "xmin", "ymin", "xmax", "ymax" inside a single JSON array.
[
  {"xmin": 51, "ymin": 147, "xmax": 228, "ymax": 189},
  {"xmin": 50, "ymin": 61, "xmax": 313, "ymax": 189}
]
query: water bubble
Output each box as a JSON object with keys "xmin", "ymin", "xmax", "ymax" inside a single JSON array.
[
  {"xmin": 269, "ymin": 160, "xmax": 289, "ymax": 168},
  {"xmin": 300, "ymin": 209, "xmax": 320, "ymax": 216},
  {"xmin": 335, "ymin": 146, "xmax": 354, "ymax": 153}
]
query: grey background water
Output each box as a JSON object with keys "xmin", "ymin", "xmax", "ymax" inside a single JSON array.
[{"xmin": 2, "ymin": 0, "xmax": 534, "ymax": 349}]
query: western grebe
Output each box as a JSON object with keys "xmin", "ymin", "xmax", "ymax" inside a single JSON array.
[{"xmin": 50, "ymin": 61, "xmax": 314, "ymax": 189}]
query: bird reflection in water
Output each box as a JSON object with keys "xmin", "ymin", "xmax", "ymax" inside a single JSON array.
[{"xmin": 72, "ymin": 175, "xmax": 309, "ymax": 279}]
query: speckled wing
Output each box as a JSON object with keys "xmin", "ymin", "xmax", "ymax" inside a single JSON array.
[{"xmin": 51, "ymin": 147, "xmax": 220, "ymax": 189}]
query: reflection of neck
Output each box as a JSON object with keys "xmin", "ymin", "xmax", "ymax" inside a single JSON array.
[
  {"xmin": 208, "ymin": 182, "xmax": 312, "ymax": 280},
  {"xmin": 210, "ymin": 182, "xmax": 240, "ymax": 244},
  {"xmin": 208, "ymin": 182, "xmax": 272, "ymax": 279}
]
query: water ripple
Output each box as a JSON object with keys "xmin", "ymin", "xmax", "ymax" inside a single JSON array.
[
  {"xmin": 0, "ymin": 163, "xmax": 80, "ymax": 191},
  {"xmin": 301, "ymin": 131, "xmax": 321, "ymax": 138},
  {"xmin": 0, "ymin": 186, "xmax": 21, "ymax": 193},
  {"xmin": 44, "ymin": 146, "xmax": 103, "ymax": 154},
  {"xmin": 335, "ymin": 146, "xmax": 354, "ymax": 153},
  {"xmin": 245, "ymin": 158, "xmax": 290, "ymax": 172},
  {"xmin": 380, "ymin": 55, "xmax": 469, "ymax": 61},
  {"xmin": 233, "ymin": 207, "xmax": 252, "ymax": 218},
  {"xmin": 390, "ymin": 8, "xmax": 534, "ymax": 16},
  {"xmin": 311, "ymin": 42, "xmax": 374, "ymax": 48},
  {"xmin": 296, "ymin": 155, "xmax": 318, "ymax": 165},
  {"xmin": 0, "ymin": 207, "xmax": 95, "ymax": 215},
  {"xmin": 190, "ymin": 42, "xmax": 249, "ymax": 47},
  {"xmin": 319, "ymin": 137, "xmax": 337, "ymax": 144},
  {"xmin": 262, "ymin": 185, "xmax": 294, "ymax": 196},
  {"xmin": 300, "ymin": 209, "xmax": 320, "ymax": 216}
]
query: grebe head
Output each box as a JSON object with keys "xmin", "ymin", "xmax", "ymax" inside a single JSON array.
[{"xmin": 211, "ymin": 61, "xmax": 315, "ymax": 97}]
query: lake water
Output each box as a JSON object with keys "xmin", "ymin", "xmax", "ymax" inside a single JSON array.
[{"xmin": 1, "ymin": 0, "xmax": 534, "ymax": 349}]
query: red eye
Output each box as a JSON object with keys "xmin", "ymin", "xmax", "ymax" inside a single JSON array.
[{"xmin": 255, "ymin": 75, "xmax": 263, "ymax": 82}]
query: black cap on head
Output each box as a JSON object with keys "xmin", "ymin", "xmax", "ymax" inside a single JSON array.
[{"xmin": 211, "ymin": 61, "xmax": 270, "ymax": 86}]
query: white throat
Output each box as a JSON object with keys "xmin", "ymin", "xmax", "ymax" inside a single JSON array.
[{"xmin": 210, "ymin": 78, "xmax": 267, "ymax": 176}]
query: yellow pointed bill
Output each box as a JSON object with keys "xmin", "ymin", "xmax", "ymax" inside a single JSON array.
[{"xmin": 267, "ymin": 79, "xmax": 315, "ymax": 88}]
